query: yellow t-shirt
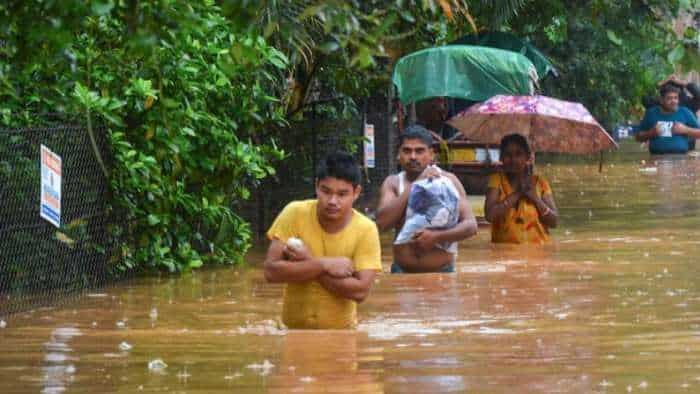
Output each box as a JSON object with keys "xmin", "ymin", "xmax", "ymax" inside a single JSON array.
[
  {"xmin": 266, "ymin": 199, "xmax": 382, "ymax": 329},
  {"xmin": 487, "ymin": 173, "xmax": 553, "ymax": 244}
]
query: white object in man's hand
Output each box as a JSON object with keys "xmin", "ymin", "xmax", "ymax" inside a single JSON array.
[
  {"xmin": 287, "ymin": 237, "xmax": 304, "ymax": 249},
  {"xmin": 284, "ymin": 237, "xmax": 312, "ymax": 261}
]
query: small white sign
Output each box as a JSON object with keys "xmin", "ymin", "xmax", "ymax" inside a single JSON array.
[
  {"xmin": 40, "ymin": 144, "xmax": 61, "ymax": 228},
  {"xmin": 363, "ymin": 123, "xmax": 375, "ymax": 168}
]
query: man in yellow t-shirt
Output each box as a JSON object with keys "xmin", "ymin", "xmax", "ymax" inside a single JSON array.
[{"xmin": 264, "ymin": 152, "xmax": 382, "ymax": 329}]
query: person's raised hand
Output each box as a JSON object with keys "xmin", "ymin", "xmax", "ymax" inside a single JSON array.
[
  {"xmin": 672, "ymin": 122, "xmax": 689, "ymax": 135},
  {"xmin": 519, "ymin": 174, "xmax": 539, "ymax": 203},
  {"xmin": 417, "ymin": 165, "xmax": 442, "ymax": 181}
]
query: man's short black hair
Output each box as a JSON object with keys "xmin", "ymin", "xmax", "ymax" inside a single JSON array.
[
  {"xmin": 399, "ymin": 124, "xmax": 434, "ymax": 147},
  {"xmin": 660, "ymin": 83, "xmax": 681, "ymax": 98},
  {"xmin": 316, "ymin": 151, "xmax": 361, "ymax": 187}
]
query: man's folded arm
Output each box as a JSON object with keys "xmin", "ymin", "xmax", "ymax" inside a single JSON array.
[{"xmin": 317, "ymin": 270, "xmax": 377, "ymax": 303}]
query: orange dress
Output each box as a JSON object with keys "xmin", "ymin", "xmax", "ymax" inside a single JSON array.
[{"xmin": 488, "ymin": 173, "xmax": 553, "ymax": 244}]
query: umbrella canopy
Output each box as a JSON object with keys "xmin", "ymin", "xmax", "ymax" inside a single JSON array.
[
  {"xmin": 450, "ymin": 32, "xmax": 558, "ymax": 79},
  {"xmin": 446, "ymin": 95, "xmax": 617, "ymax": 154},
  {"xmin": 392, "ymin": 45, "xmax": 537, "ymax": 105}
]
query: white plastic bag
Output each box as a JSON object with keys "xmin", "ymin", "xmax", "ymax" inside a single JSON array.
[{"xmin": 394, "ymin": 173, "xmax": 459, "ymax": 250}]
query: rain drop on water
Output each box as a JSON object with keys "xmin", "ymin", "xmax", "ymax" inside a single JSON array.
[{"xmin": 599, "ymin": 379, "xmax": 614, "ymax": 387}]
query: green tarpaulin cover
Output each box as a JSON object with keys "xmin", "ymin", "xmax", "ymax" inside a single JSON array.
[
  {"xmin": 392, "ymin": 45, "xmax": 537, "ymax": 105},
  {"xmin": 450, "ymin": 32, "xmax": 557, "ymax": 79}
]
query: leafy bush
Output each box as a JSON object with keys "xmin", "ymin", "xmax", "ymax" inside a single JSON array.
[{"xmin": 1, "ymin": 1, "xmax": 286, "ymax": 272}]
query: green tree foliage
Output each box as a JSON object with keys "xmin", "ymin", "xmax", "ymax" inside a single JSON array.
[
  {"xmin": 221, "ymin": 0, "xmax": 529, "ymax": 117},
  {"xmin": 0, "ymin": 1, "xmax": 287, "ymax": 272},
  {"xmin": 506, "ymin": 0, "xmax": 697, "ymax": 129},
  {"xmin": 3, "ymin": 0, "xmax": 692, "ymax": 275}
]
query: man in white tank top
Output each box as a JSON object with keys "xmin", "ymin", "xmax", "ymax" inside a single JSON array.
[{"xmin": 375, "ymin": 125, "xmax": 478, "ymax": 273}]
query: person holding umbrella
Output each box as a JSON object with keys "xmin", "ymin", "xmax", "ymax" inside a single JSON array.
[
  {"xmin": 484, "ymin": 134, "xmax": 558, "ymax": 244},
  {"xmin": 447, "ymin": 94, "xmax": 616, "ymax": 242}
]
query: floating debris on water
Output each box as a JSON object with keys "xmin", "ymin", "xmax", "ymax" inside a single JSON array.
[
  {"xmin": 235, "ymin": 320, "xmax": 287, "ymax": 336},
  {"xmin": 118, "ymin": 342, "xmax": 132, "ymax": 351},
  {"xmin": 599, "ymin": 379, "xmax": 614, "ymax": 387},
  {"xmin": 149, "ymin": 308, "xmax": 158, "ymax": 320},
  {"xmin": 224, "ymin": 372, "xmax": 243, "ymax": 380},
  {"xmin": 116, "ymin": 320, "xmax": 126, "ymax": 328},
  {"xmin": 246, "ymin": 360, "xmax": 274, "ymax": 376},
  {"xmin": 639, "ymin": 167, "xmax": 658, "ymax": 173},
  {"xmin": 459, "ymin": 264, "xmax": 506, "ymax": 273},
  {"xmin": 638, "ymin": 381, "xmax": 648, "ymax": 389},
  {"xmin": 300, "ymin": 376, "xmax": 315, "ymax": 383},
  {"xmin": 148, "ymin": 359, "xmax": 168, "ymax": 372},
  {"xmin": 359, "ymin": 318, "xmax": 443, "ymax": 339},
  {"xmin": 670, "ymin": 251, "xmax": 683, "ymax": 256},
  {"xmin": 0, "ymin": 320, "xmax": 6, "ymax": 329}
]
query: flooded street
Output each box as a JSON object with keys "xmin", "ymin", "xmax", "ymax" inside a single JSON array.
[{"xmin": 3, "ymin": 143, "xmax": 700, "ymax": 393}]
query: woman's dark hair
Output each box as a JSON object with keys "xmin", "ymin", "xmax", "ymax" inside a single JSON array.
[
  {"xmin": 399, "ymin": 124, "xmax": 434, "ymax": 148},
  {"xmin": 500, "ymin": 133, "xmax": 531, "ymax": 156},
  {"xmin": 316, "ymin": 151, "xmax": 361, "ymax": 187}
]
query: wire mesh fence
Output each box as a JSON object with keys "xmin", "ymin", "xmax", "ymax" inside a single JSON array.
[
  {"xmin": 0, "ymin": 117, "xmax": 126, "ymax": 315},
  {"xmin": 241, "ymin": 102, "xmax": 395, "ymax": 237}
]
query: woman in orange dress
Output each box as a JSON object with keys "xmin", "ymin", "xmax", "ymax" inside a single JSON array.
[{"xmin": 485, "ymin": 134, "xmax": 558, "ymax": 244}]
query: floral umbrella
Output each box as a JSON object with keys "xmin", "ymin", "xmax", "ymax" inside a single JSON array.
[{"xmin": 446, "ymin": 95, "xmax": 617, "ymax": 154}]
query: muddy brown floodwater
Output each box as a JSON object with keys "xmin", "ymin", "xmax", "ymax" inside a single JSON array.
[{"xmin": 3, "ymin": 143, "xmax": 700, "ymax": 393}]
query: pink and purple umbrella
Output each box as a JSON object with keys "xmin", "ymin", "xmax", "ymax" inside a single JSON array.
[{"xmin": 446, "ymin": 95, "xmax": 617, "ymax": 154}]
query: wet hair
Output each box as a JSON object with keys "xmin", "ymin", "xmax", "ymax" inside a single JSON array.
[
  {"xmin": 316, "ymin": 151, "xmax": 361, "ymax": 187},
  {"xmin": 399, "ymin": 124, "xmax": 434, "ymax": 148},
  {"xmin": 660, "ymin": 83, "xmax": 681, "ymax": 98},
  {"xmin": 500, "ymin": 133, "xmax": 531, "ymax": 156}
]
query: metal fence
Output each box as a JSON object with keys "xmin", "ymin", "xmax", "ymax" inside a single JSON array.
[
  {"xmin": 0, "ymin": 117, "xmax": 125, "ymax": 315},
  {"xmin": 241, "ymin": 97, "xmax": 396, "ymax": 237}
]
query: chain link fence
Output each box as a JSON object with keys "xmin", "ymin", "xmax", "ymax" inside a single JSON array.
[
  {"xmin": 0, "ymin": 117, "xmax": 126, "ymax": 315},
  {"xmin": 241, "ymin": 97, "xmax": 395, "ymax": 237}
]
